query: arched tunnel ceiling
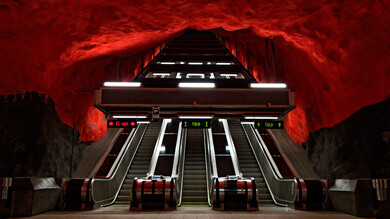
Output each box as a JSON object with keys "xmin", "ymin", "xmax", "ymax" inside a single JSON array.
[{"xmin": 0, "ymin": 0, "xmax": 389, "ymax": 143}]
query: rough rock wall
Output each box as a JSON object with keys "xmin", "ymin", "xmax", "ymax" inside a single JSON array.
[
  {"xmin": 0, "ymin": 1, "xmax": 389, "ymax": 143},
  {"xmin": 0, "ymin": 92, "xmax": 86, "ymax": 177},
  {"xmin": 303, "ymin": 98, "xmax": 390, "ymax": 179}
]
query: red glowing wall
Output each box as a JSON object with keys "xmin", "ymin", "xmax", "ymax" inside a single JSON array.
[{"xmin": 1, "ymin": 1, "xmax": 389, "ymax": 143}]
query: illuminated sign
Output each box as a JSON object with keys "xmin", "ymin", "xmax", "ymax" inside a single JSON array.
[
  {"xmin": 107, "ymin": 120, "xmax": 137, "ymax": 128},
  {"xmin": 255, "ymin": 120, "xmax": 284, "ymax": 129},
  {"xmin": 183, "ymin": 120, "xmax": 212, "ymax": 128}
]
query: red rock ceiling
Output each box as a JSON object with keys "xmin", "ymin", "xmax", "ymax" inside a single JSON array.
[{"xmin": 1, "ymin": 0, "xmax": 389, "ymax": 143}]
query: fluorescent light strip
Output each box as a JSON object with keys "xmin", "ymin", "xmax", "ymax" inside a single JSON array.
[
  {"xmin": 244, "ymin": 116, "xmax": 279, "ymax": 120},
  {"xmin": 220, "ymin": 73, "xmax": 237, "ymax": 77},
  {"xmin": 216, "ymin": 62, "xmax": 232, "ymax": 65},
  {"xmin": 112, "ymin": 115, "xmax": 147, "ymax": 119},
  {"xmin": 250, "ymin": 83, "xmax": 287, "ymax": 88},
  {"xmin": 210, "ymin": 73, "xmax": 215, "ymax": 79},
  {"xmin": 153, "ymin": 73, "xmax": 170, "ymax": 76},
  {"xmin": 176, "ymin": 73, "xmax": 182, "ymax": 79},
  {"xmin": 137, "ymin": 121, "xmax": 151, "ymax": 124},
  {"xmin": 188, "ymin": 62, "xmax": 203, "ymax": 65},
  {"xmin": 207, "ymin": 62, "xmax": 212, "ymax": 65},
  {"xmin": 240, "ymin": 122, "xmax": 255, "ymax": 125},
  {"xmin": 180, "ymin": 61, "xmax": 185, "ymax": 64},
  {"xmin": 104, "ymin": 82, "xmax": 141, "ymax": 87},
  {"xmin": 186, "ymin": 73, "xmax": 205, "ymax": 79},
  {"xmin": 160, "ymin": 62, "xmax": 175, "ymax": 65},
  {"xmin": 179, "ymin": 116, "xmax": 213, "ymax": 119},
  {"xmin": 178, "ymin": 82, "xmax": 215, "ymax": 88}
]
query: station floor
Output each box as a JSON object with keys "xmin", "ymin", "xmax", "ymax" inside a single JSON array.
[{"xmin": 17, "ymin": 204, "xmax": 371, "ymax": 219}]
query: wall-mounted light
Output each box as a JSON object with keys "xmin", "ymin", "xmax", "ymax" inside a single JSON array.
[
  {"xmin": 160, "ymin": 62, "xmax": 176, "ymax": 65},
  {"xmin": 240, "ymin": 121, "xmax": 255, "ymax": 125},
  {"xmin": 250, "ymin": 83, "xmax": 287, "ymax": 88},
  {"xmin": 178, "ymin": 82, "xmax": 215, "ymax": 88},
  {"xmin": 244, "ymin": 116, "xmax": 279, "ymax": 120},
  {"xmin": 188, "ymin": 62, "xmax": 203, "ymax": 65},
  {"xmin": 103, "ymin": 82, "xmax": 142, "ymax": 87},
  {"xmin": 137, "ymin": 121, "xmax": 151, "ymax": 124},
  {"xmin": 179, "ymin": 116, "xmax": 213, "ymax": 119},
  {"xmin": 112, "ymin": 115, "xmax": 147, "ymax": 119}
]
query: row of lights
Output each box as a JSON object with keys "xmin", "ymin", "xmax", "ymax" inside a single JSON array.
[{"xmin": 103, "ymin": 82, "xmax": 287, "ymax": 89}]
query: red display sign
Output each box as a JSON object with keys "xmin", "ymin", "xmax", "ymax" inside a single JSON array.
[{"xmin": 107, "ymin": 120, "xmax": 137, "ymax": 128}]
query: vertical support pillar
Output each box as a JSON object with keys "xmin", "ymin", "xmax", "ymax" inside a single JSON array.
[
  {"xmin": 265, "ymin": 39, "xmax": 269, "ymax": 83},
  {"xmin": 271, "ymin": 42, "xmax": 276, "ymax": 82}
]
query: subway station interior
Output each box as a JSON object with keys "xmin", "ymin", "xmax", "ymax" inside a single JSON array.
[{"xmin": 0, "ymin": 1, "xmax": 390, "ymax": 218}]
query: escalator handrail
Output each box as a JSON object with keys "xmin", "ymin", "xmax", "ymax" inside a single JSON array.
[
  {"xmin": 147, "ymin": 119, "xmax": 169, "ymax": 176},
  {"xmin": 221, "ymin": 119, "xmax": 242, "ymax": 177},
  {"xmin": 171, "ymin": 122, "xmax": 183, "ymax": 177},
  {"xmin": 242, "ymin": 124, "xmax": 296, "ymax": 205},
  {"xmin": 255, "ymin": 129, "xmax": 283, "ymax": 179},
  {"xmin": 90, "ymin": 124, "xmax": 148, "ymax": 206},
  {"xmin": 175, "ymin": 125, "xmax": 187, "ymax": 206},
  {"xmin": 205, "ymin": 128, "xmax": 218, "ymax": 206}
]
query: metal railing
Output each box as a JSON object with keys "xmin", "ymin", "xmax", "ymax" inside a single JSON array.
[
  {"xmin": 171, "ymin": 122, "xmax": 187, "ymax": 206},
  {"xmin": 147, "ymin": 119, "xmax": 169, "ymax": 176},
  {"xmin": 220, "ymin": 119, "xmax": 242, "ymax": 177},
  {"xmin": 204, "ymin": 128, "xmax": 218, "ymax": 206},
  {"xmin": 242, "ymin": 124, "xmax": 296, "ymax": 206},
  {"xmin": 90, "ymin": 124, "xmax": 148, "ymax": 207}
]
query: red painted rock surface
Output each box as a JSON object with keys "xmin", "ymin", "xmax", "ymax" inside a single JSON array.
[{"xmin": 1, "ymin": 1, "xmax": 389, "ymax": 142}]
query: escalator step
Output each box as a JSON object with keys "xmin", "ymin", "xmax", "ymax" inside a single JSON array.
[
  {"xmin": 182, "ymin": 190, "xmax": 208, "ymax": 196},
  {"xmin": 184, "ymin": 170, "xmax": 206, "ymax": 175},
  {"xmin": 183, "ymin": 181, "xmax": 207, "ymax": 186},
  {"xmin": 181, "ymin": 196, "xmax": 208, "ymax": 202},
  {"xmin": 184, "ymin": 184, "xmax": 207, "ymax": 190},
  {"xmin": 184, "ymin": 176, "xmax": 207, "ymax": 181}
]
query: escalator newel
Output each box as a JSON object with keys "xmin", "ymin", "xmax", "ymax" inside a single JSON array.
[
  {"xmin": 130, "ymin": 175, "xmax": 176, "ymax": 210},
  {"xmin": 212, "ymin": 175, "xmax": 258, "ymax": 210},
  {"xmin": 294, "ymin": 179, "xmax": 328, "ymax": 210}
]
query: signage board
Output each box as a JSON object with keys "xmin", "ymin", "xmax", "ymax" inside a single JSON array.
[
  {"xmin": 255, "ymin": 120, "xmax": 284, "ymax": 129},
  {"xmin": 107, "ymin": 120, "xmax": 137, "ymax": 128},
  {"xmin": 183, "ymin": 120, "xmax": 212, "ymax": 128}
]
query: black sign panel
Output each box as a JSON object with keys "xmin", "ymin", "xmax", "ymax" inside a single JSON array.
[
  {"xmin": 183, "ymin": 120, "xmax": 212, "ymax": 128},
  {"xmin": 255, "ymin": 120, "xmax": 284, "ymax": 129},
  {"xmin": 107, "ymin": 120, "xmax": 137, "ymax": 128}
]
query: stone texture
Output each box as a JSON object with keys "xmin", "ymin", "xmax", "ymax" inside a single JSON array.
[
  {"xmin": 303, "ymin": 98, "xmax": 390, "ymax": 179},
  {"xmin": 0, "ymin": 1, "xmax": 389, "ymax": 143},
  {"xmin": 0, "ymin": 92, "xmax": 87, "ymax": 177}
]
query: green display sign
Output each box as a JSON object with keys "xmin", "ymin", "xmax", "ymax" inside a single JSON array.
[
  {"xmin": 183, "ymin": 120, "xmax": 212, "ymax": 128},
  {"xmin": 255, "ymin": 120, "xmax": 284, "ymax": 129}
]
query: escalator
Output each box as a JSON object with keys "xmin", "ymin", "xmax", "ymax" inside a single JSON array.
[
  {"xmin": 115, "ymin": 120, "xmax": 162, "ymax": 204},
  {"xmin": 228, "ymin": 120, "xmax": 273, "ymax": 204},
  {"xmin": 204, "ymin": 119, "xmax": 258, "ymax": 210},
  {"xmin": 181, "ymin": 128, "xmax": 208, "ymax": 205}
]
